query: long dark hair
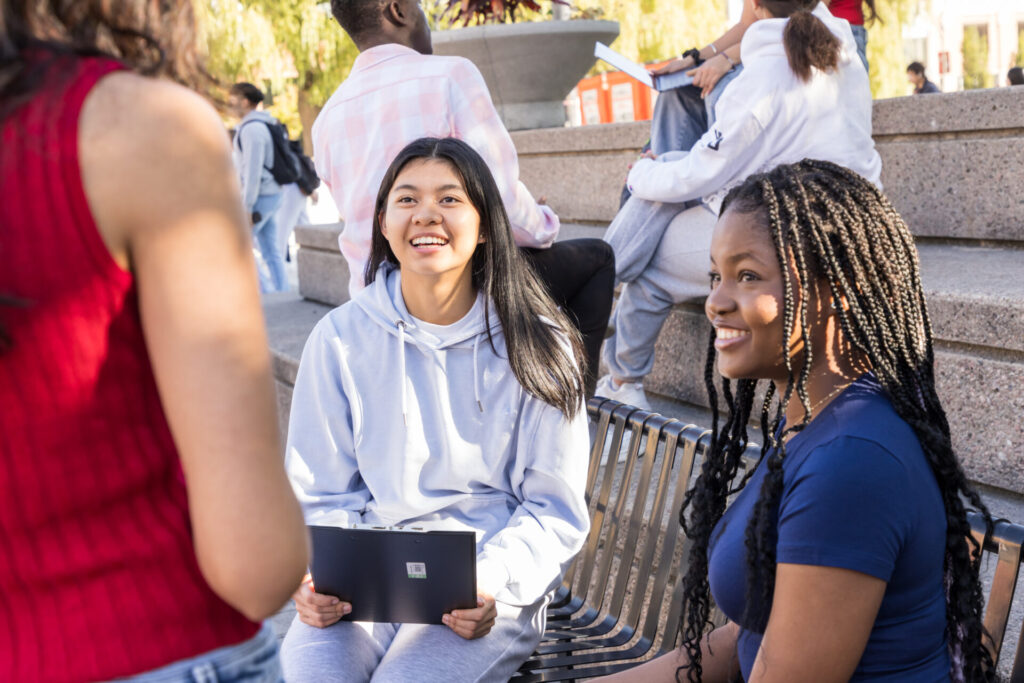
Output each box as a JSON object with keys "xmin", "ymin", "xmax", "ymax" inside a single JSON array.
[
  {"xmin": 676, "ymin": 160, "xmax": 994, "ymax": 682},
  {"xmin": 366, "ymin": 137, "xmax": 586, "ymax": 419},
  {"xmin": 759, "ymin": 0, "xmax": 841, "ymax": 82}
]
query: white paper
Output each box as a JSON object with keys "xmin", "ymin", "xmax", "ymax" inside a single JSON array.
[
  {"xmin": 594, "ymin": 42, "xmax": 653, "ymax": 89},
  {"xmin": 593, "ymin": 42, "xmax": 695, "ymax": 92}
]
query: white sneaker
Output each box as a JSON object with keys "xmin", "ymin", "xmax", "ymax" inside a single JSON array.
[
  {"xmin": 595, "ymin": 375, "xmax": 652, "ymax": 411},
  {"xmin": 594, "ymin": 376, "xmax": 650, "ymax": 464}
]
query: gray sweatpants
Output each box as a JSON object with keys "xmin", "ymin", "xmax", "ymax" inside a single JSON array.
[
  {"xmin": 280, "ymin": 599, "xmax": 545, "ymax": 683},
  {"xmin": 602, "ymin": 202, "xmax": 718, "ymax": 383}
]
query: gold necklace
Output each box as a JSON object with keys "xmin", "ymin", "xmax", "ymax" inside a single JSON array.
[
  {"xmin": 805, "ymin": 380, "xmax": 854, "ymax": 417},
  {"xmin": 781, "ymin": 380, "xmax": 854, "ymax": 444}
]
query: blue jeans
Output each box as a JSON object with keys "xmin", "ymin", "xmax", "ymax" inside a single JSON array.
[
  {"xmin": 649, "ymin": 65, "xmax": 743, "ymax": 155},
  {"xmin": 252, "ymin": 193, "xmax": 288, "ymax": 293},
  {"xmin": 114, "ymin": 623, "xmax": 282, "ymax": 682},
  {"xmin": 851, "ymin": 24, "xmax": 869, "ymax": 73}
]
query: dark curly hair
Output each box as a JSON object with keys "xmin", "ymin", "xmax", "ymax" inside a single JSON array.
[
  {"xmin": 675, "ymin": 160, "xmax": 995, "ymax": 682},
  {"xmin": 0, "ymin": 0, "xmax": 212, "ymax": 351}
]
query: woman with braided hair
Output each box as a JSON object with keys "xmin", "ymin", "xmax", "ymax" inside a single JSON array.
[{"xmin": 597, "ymin": 159, "xmax": 994, "ymax": 682}]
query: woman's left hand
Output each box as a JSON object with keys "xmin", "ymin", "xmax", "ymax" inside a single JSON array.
[
  {"xmin": 442, "ymin": 593, "xmax": 497, "ymax": 640},
  {"xmin": 687, "ymin": 54, "xmax": 734, "ymax": 99}
]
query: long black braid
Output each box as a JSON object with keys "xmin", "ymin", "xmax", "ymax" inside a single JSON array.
[{"xmin": 675, "ymin": 160, "xmax": 994, "ymax": 682}]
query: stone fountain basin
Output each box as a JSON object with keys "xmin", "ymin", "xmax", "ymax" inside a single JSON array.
[{"xmin": 432, "ymin": 19, "xmax": 621, "ymax": 131}]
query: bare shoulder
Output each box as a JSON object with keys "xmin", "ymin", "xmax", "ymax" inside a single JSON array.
[
  {"xmin": 79, "ymin": 73, "xmax": 241, "ymax": 264},
  {"xmin": 81, "ymin": 72, "xmax": 228, "ymax": 156}
]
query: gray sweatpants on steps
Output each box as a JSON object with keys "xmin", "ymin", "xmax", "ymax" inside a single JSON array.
[
  {"xmin": 602, "ymin": 201, "xmax": 718, "ymax": 384},
  {"xmin": 279, "ymin": 599, "xmax": 544, "ymax": 683}
]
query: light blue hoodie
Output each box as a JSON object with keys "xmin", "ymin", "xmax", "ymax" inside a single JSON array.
[{"xmin": 285, "ymin": 264, "xmax": 591, "ymax": 607}]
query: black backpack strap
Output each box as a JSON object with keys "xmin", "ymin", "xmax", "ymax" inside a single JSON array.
[{"xmin": 234, "ymin": 120, "xmax": 272, "ymax": 171}]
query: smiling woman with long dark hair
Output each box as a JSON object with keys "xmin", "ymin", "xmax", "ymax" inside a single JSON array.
[
  {"xmin": 597, "ymin": 160, "xmax": 994, "ymax": 683},
  {"xmin": 282, "ymin": 137, "xmax": 590, "ymax": 682},
  {"xmin": 0, "ymin": 2, "xmax": 308, "ymax": 681}
]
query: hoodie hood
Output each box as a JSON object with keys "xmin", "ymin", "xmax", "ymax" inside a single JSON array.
[
  {"xmin": 354, "ymin": 263, "xmax": 503, "ymax": 420},
  {"xmin": 355, "ymin": 263, "xmax": 499, "ymax": 350}
]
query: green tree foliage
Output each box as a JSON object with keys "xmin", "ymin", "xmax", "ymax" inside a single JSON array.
[
  {"xmin": 201, "ymin": 0, "xmax": 358, "ymax": 147},
  {"xmin": 1016, "ymin": 26, "xmax": 1024, "ymax": 67},
  {"xmin": 962, "ymin": 24, "xmax": 992, "ymax": 90},
  {"xmin": 865, "ymin": 0, "xmax": 917, "ymax": 99}
]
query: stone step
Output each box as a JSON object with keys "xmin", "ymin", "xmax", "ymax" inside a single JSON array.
[
  {"xmin": 512, "ymin": 87, "xmax": 1024, "ymax": 244},
  {"xmin": 293, "ymin": 223, "xmax": 1024, "ymax": 353}
]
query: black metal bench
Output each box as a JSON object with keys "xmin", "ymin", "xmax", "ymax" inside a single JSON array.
[{"xmin": 515, "ymin": 398, "xmax": 1024, "ymax": 682}]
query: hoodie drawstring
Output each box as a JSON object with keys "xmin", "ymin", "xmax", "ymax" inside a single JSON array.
[
  {"xmin": 397, "ymin": 318, "xmax": 483, "ymax": 419},
  {"xmin": 472, "ymin": 335, "xmax": 483, "ymax": 413},
  {"xmin": 397, "ymin": 320, "xmax": 408, "ymax": 425}
]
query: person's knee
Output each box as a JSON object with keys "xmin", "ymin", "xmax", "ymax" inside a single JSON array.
[{"xmin": 593, "ymin": 239, "xmax": 616, "ymax": 270}]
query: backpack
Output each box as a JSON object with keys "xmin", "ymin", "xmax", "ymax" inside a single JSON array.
[
  {"xmin": 288, "ymin": 139, "xmax": 321, "ymax": 196},
  {"xmin": 237, "ymin": 118, "xmax": 301, "ymax": 186}
]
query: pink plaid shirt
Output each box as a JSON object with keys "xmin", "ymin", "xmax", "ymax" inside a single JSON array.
[{"xmin": 312, "ymin": 44, "xmax": 559, "ymax": 295}]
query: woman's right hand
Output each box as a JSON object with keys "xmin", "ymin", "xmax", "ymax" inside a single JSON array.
[
  {"xmin": 293, "ymin": 574, "xmax": 351, "ymax": 628},
  {"xmin": 687, "ymin": 55, "xmax": 734, "ymax": 98},
  {"xmin": 650, "ymin": 55, "xmax": 696, "ymax": 76}
]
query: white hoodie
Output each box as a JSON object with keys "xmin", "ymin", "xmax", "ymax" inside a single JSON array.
[
  {"xmin": 627, "ymin": 2, "xmax": 882, "ymax": 210},
  {"xmin": 285, "ymin": 264, "xmax": 591, "ymax": 607}
]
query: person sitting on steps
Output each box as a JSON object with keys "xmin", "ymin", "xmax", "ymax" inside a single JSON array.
[{"xmin": 597, "ymin": 0, "xmax": 881, "ymax": 410}]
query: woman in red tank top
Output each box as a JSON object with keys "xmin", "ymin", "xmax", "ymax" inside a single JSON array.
[
  {"xmin": 827, "ymin": 0, "xmax": 877, "ymax": 71},
  {"xmin": 0, "ymin": 3, "xmax": 309, "ymax": 681}
]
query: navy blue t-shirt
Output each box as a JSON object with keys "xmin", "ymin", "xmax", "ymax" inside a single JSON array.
[{"xmin": 708, "ymin": 375, "xmax": 950, "ymax": 681}]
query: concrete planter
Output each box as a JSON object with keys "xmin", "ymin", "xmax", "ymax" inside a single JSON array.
[{"xmin": 431, "ymin": 19, "xmax": 620, "ymax": 131}]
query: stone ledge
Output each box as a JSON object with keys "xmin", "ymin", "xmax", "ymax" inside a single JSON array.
[
  {"xmin": 916, "ymin": 243, "xmax": 1024, "ymax": 353},
  {"xmin": 294, "ymin": 225, "xmax": 1024, "ymax": 352},
  {"xmin": 877, "ymin": 137, "xmax": 1024, "ymax": 243},
  {"xmin": 294, "ymin": 222, "xmax": 343, "ymax": 251},
  {"xmin": 513, "ymin": 101, "xmax": 1024, "ymax": 244},
  {"xmin": 513, "ymin": 121, "xmax": 648, "ymax": 155},
  {"xmin": 263, "ymin": 292, "xmax": 334, "ymax": 386},
  {"xmin": 873, "ymin": 87, "xmax": 1024, "ymax": 138}
]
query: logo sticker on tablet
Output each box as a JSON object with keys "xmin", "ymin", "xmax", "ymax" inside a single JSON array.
[{"xmin": 406, "ymin": 562, "xmax": 427, "ymax": 579}]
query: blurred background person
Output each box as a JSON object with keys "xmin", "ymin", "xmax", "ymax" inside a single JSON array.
[
  {"xmin": 907, "ymin": 61, "xmax": 940, "ymax": 94},
  {"xmin": 229, "ymin": 81, "xmax": 290, "ymax": 292},
  {"xmin": 0, "ymin": 2, "xmax": 309, "ymax": 682}
]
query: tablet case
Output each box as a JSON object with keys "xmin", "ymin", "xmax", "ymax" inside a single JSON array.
[{"xmin": 308, "ymin": 525, "xmax": 478, "ymax": 625}]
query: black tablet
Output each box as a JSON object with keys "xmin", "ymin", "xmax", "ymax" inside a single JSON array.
[{"xmin": 308, "ymin": 525, "xmax": 478, "ymax": 625}]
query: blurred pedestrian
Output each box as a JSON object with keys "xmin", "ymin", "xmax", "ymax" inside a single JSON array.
[
  {"xmin": 1008, "ymin": 66, "xmax": 1024, "ymax": 86},
  {"xmin": 907, "ymin": 61, "xmax": 940, "ymax": 94},
  {"xmin": 229, "ymin": 82, "xmax": 290, "ymax": 292}
]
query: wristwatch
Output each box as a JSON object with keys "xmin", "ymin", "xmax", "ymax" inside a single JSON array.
[{"xmin": 681, "ymin": 48, "xmax": 703, "ymax": 66}]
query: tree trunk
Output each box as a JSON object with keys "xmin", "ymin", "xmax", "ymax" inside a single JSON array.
[{"xmin": 297, "ymin": 82, "xmax": 322, "ymax": 157}]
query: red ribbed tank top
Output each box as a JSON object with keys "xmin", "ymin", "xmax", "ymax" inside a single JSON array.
[
  {"xmin": 828, "ymin": 0, "xmax": 865, "ymax": 27},
  {"xmin": 0, "ymin": 54, "xmax": 258, "ymax": 681}
]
